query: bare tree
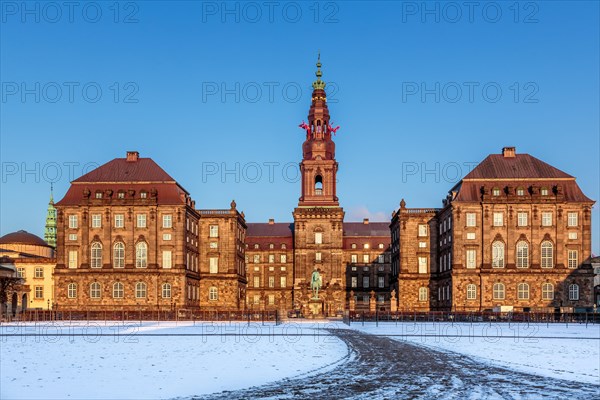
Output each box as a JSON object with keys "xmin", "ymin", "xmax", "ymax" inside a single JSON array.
[{"xmin": 0, "ymin": 276, "xmax": 23, "ymax": 317}]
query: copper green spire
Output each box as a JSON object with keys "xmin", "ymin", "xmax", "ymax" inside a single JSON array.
[
  {"xmin": 44, "ymin": 184, "xmax": 57, "ymax": 248},
  {"xmin": 312, "ymin": 52, "xmax": 326, "ymax": 90}
]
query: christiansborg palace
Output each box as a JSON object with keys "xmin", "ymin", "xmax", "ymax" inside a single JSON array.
[{"xmin": 1, "ymin": 61, "xmax": 598, "ymax": 317}]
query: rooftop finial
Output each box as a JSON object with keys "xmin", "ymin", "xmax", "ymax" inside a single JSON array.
[{"xmin": 312, "ymin": 51, "xmax": 326, "ymax": 90}]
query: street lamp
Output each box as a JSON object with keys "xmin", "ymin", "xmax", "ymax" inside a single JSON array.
[{"xmin": 47, "ymin": 299, "xmax": 50, "ymax": 310}]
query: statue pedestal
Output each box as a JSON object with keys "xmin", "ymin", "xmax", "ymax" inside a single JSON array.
[{"xmin": 308, "ymin": 299, "xmax": 324, "ymax": 318}]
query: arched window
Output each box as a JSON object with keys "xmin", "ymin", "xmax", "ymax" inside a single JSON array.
[
  {"xmin": 281, "ymin": 244, "xmax": 286, "ymax": 250},
  {"xmin": 90, "ymin": 282, "xmax": 101, "ymax": 299},
  {"xmin": 113, "ymin": 242, "xmax": 125, "ymax": 268},
  {"xmin": 162, "ymin": 283, "xmax": 172, "ymax": 299},
  {"xmin": 541, "ymin": 241, "xmax": 553, "ymax": 268},
  {"xmin": 466, "ymin": 284, "xmax": 477, "ymax": 300},
  {"xmin": 493, "ymin": 283, "xmax": 505, "ymax": 300},
  {"xmin": 516, "ymin": 241, "xmax": 529, "ymax": 268},
  {"xmin": 315, "ymin": 175, "xmax": 323, "ymax": 195},
  {"xmin": 492, "ymin": 241, "xmax": 505, "ymax": 268},
  {"xmin": 418, "ymin": 287, "xmax": 428, "ymax": 302},
  {"xmin": 111, "ymin": 282, "xmax": 123, "ymax": 298},
  {"xmin": 67, "ymin": 283, "xmax": 77, "ymax": 299},
  {"xmin": 542, "ymin": 283, "xmax": 554, "ymax": 300},
  {"xmin": 209, "ymin": 286, "xmax": 218, "ymax": 301},
  {"xmin": 135, "ymin": 282, "xmax": 147, "ymax": 298},
  {"xmin": 517, "ymin": 283, "xmax": 529, "ymax": 300},
  {"xmin": 90, "ymin": 242, "xmax": 102, "ymax": 268},
  {"xmin": 136, "ymin": 242, "xmax": 148, "ymax": 268},
  {"xmin": 568, "ymin": 284, "xmax": 579, "ymax": 301}
]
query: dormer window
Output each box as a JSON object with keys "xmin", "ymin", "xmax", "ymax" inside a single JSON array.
[
  {"xmin": 281, "ymin": 244, "xmax": 286, "ymax": 249},
  {"xmin": 95, "ymin": 191, "xmax": 103, "ymax": 199},
  {"xmin": 140, "ymin": 191, "xmax": 147, "ymax": 199},
  {"xmin": 516, "ymin": 188, "xmax": 525, "ymax": 196},
  {"xmin": 269, "ymin": 243, "xmax": 274, "ymax": 249},
  {"xmin": 254, "ymin": 244, "xmax": 259, "ymax": 249},
  {"xmin": 117, "ymin": 191, "xmax": 125, "ymax": 199},
  {"xmin": 351, "ymin": 243, "xmax": 357, "ymax": 249},
  {"xmin": 541, "ymin": 188, "xmax": 549, "ymax": 196},
  {"xmin": 492, "ymin": 188, "xmax": 501, "ymax": 196}
]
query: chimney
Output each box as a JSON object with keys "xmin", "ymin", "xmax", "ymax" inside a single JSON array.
[
  {"xmin": 126, "ymin": 151, "xmax": 139, "ymax": 162},
  {"xmin": 363, "ymin": 218, "xmax": 369, "ymax": 225},
  {"xmin": 502, "ymin": 147, "xmax": 516, "ymax": 158},
  {"xmin": 268, "ymin": 218, "xmax": 275, "ymax": 225}
]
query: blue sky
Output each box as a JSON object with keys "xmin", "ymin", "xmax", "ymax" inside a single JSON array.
[{"xmin": 1, "ymin": 1, "xmax": 599, "ymax": 253}]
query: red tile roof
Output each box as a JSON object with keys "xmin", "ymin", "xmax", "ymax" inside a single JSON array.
[
  {"xmin": 343, "ymin": 222, "xmax": 390, "ymax": 237},
  {"xmin": 247, "ymin": 223, "xmax": 294, "ymax": 237},
  {"xmin": 73, "ymin": 157, "xmax": 176, "ymax": 183},
  {"xmin": 55, "ymin": 183, "xmax": 189, "ymax": 206},
  {"xmin": 464, "ymin": 154, "xmax": 573, "ymax": 180}
]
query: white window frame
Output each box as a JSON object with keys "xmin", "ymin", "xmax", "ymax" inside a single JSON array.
[
  {"xmin": 137, "ymin": 214, "xmax": 147, "ymax": 228},
  {"xmin": 568, "ymin": 284, "xmax": 579, "ymax": 301},
  {"xmin": 163, "ymin": 250, "xmax": 172, "ymax": 269},
  {"xmin": 517, "ymin": 283, "xmax": 529, "ymax": 300},
  {"xmin": 135, "ymin": 282, "xmax": 147, "ymax": 298},
  {"xmin": 418, "ymin": 287, "xmax": 428, "ymax": 302},
  {"xmin": 68, "ymin": 250, "xmax": 78, "ymax": 268},
  {"xmin": 516, "ymin": 241, "xmax": 529, "ymax": 268},
  {"xmin": 162, "ymin": 283, "xmax": 171, "ymax": 298},
  {"xmin": 418, "ymin": 257, "xmax": 427, "ymax": 274},
  {"xmin": 90, "ymin": 242, "xmax": 102, "ymax": 268},
  {"xmin": 209, "ymin": 257, "xmax": 218, "ymax": 274},
  {"xmin": 113, "ymin": 242, "xmax": 125, "ymax": 268},
  {"xmin": 209, "ymin": 225, "xmax": 219, "ymax": 238},
  {"xmin": 541, "ymin": 212, "xmax": 553, "ymax": 227},
  {"xmin": 67, "ymin": 283, "xmax": 77, "ymax": 299},
  {"xmin": 162, "ymin": 215, "xmax": 172, "ymax": 229},
  {"xmin": 568, "ymin": 250, "xmax": 578, "ymax": 269},
  {"xmin": 466, "ymin": 284, "xmax": 477, "ymax": 300},
  {"xmin": 466, "ymin": 250, "xmax": 476, "ymax": 269},
  {"xmin": 68, "ymin": 215, "xmax": 78, "ymax": 229},
  {"xmin": 113, "ymin": 282, "xmax": 124, "ymax": 299},
  {"xmin": 209, "ymin": 287, "xmax": 218, "ymax": 301},
  {"xmin": 541, "ymin": 241, "xmax": 554, "ymax": 268},
  {"xmin": 567, "ymin": 212, "xmax": 578, "ymax": 227},
  {"xmin": 493, "ymin": 212, "xmax": 503, "ymax": 227},
  {"xmin": 91, "ymin": 214, "xmax": 102, "ymax": 228},
  {"xmin": 351, "ymin": 276, "xmax": 357, "ymax": 288},
  {"xmin": 135, "ymin": 242, "xmax": 148, "ymax": 268},
  {"xmin": 90, "ymin": 282, "xmax": 101, "ymax": 299},
  {"xmin": 517, "ymin": 212, "xmax": 528, "ymax": 227},
  {"xmin": 492, "ymin": 241, "xmax": 505, "ymax": 268},
  {"xmin": 280, "ymin": 276, "xmax": 287, "ymax": 288},
  {"xmin": 542, "ymin": 283, "xmax": 554, "ymax": 300},
  {"xmin": 493, "ymin": 283, "xmax": 505, "ymax": 300},
  {"xmin": 418, "ymin": 224, "xmax": 428, "ymax": 237},
  {"xmin": 466, "ymin": 213, "xmax": 476, "ymax": 227},
  {"xmin": 315, "ymin": 232, "xmax": 323, "ymax": 244}
]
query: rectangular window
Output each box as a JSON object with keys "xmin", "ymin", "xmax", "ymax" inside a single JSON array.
[
  {"xmin": 351, "ymin": 277, "xmax": 357, "ymax": 288},
  {"xmin": 568, "ymin": 212, "xmax": 578, "ymax": 227},
  {"xmin": 17, "ymin": 268, "xmax": 25, "ymax": 278},
  {"xmin": 363, "ymin": 254, "xmax": 369, "ymax": 263},
  {"xmin": 378, "ymin": 276, "xmax": 384, "ymax": 288},
  {"xmin": 351, "ymin": 254, "xmax": 357, "ymax": 263},
  {"xmin": 280, "ymin": 254, "xmax": 287, "ymax": 263},
  {"xmin": 35, "ymin": 286, "xmax": 43, "ymax": 299},
  {"xmin": 68, "ymin": 251, "xmax": 78, "ymax": 268},
  {"xmin": 268, "ymin": 276, "xmax": 275, "ymax": 288},
  {"xmin": 209, "ymin": 242, "xmax": 218, "ymax": 249},
  {"xmin": 253, "ymin": 295, "xmax": 260, "ymax": 305},
  {"xmin": 419, "ymin": 241, "xmax": 427, "ymax": 248},
  {"xmin": 68, "ymin": 215, "xmax": 78, "ymax": 229},
  {"xmin": 163, "ymin": 233, "xmax": 172, "ymax": 241},
  {"xmin": 268, "ymin": 295, "xmax": 275, "ymax": 305},
  {"xmin": 568, "ymin": 232, "xmax": 578, "ymax": 240},
  {"xmin": 253, "ymin": 255, "xmax": 260, "ymax": 263},
  {"xmin": 269, "ymin": 254, "xmax": 275, "ymax": 263},
  {"xmin": 466, "ymin": 250, "xmax": 476, "ymax": 269},
  {"xmin": 34, "ymin": 267, "xmax": 44, "ymax": 278},
  {"xmin": 68, "ymin": 233, "xmax": 77, "ymax": 241},
  {"xmin": 378, "ymin": 255, "xmax": 385, "ymax": 263},
  {"xmin": 568, "ymin": 250, "xmax": 578, "ymax": 268},
  {"xmin": 466, "ymin": 232, "xmax": 475, "ymax": 240},
  {"xmin": 315, "ymin": 232, "xmax": 323, "ymax": 244},
  {"xmin": 162, "ymin": 215, "xmax": 172, "ymax": 228},
  {"xmin": 363, "ymin": 276, "xmax": 369, "ymax": 288},
  {"xmin": 377, "ymin": 295, "xmax": 385, "ymax": 303},
  {"xmin": 114, "ymin": 214, "xmax": 124, "ymax": 228},
  {"xmin": 209, "ymin": 257, "xmax": 218, "ymax": 274},
  {"xmin": 163, "ymin": 251, "xmax": 172, "ymax": 269},
  {"xmin": 209, "ymin": 225, "xmax": 219, "ymax": 238},
  {"xmin": 91, "ymin": 214, "xmax": 102, "ymax": 228},
  {"xmin": 315, "ymin": 252, "xmax": 322, "ymax": 261},
  {"xmin": 137, "ymin": 214, "xmax": 147, "ymax": 228},
  {"xmin": 418, "ymin": 257, "xmax": 427, "ymax": 274},
  {"xmin": 542, "ymin": 212, "xmax": 553, "ymax": 227},
  {"xmin": 418, "ymin": 224, "xmax": 428, "ymax": 237},
  {"xmin": 280, "ymin": 276, "xmax": 287, "ymax": 288},
  {"xmin": 254, "ymin": 276, "xmax": 260, "ymax": 288},
  {"xmin": 493, "ymin": 212, "xmax": 503, "ymax": 227},
  {"xmin": 517, "ymin": 212, "xmax": 528, "ymax": 227}
]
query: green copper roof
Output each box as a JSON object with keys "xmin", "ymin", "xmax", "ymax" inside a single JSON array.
[{"xmin": 312, "ymin": 52, "xmax": 326, "ymax": 90}]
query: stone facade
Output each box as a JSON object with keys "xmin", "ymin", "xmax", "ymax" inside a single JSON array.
[
  {"xmin": 392, "ymin": 147, "xmax": 596, "ymax": 312},
  {"xmin": 53, "ymin": 151, "xmax": 202, "ymax": 311},
  {"xmin": 197, "ymin": 205, "xmax": 247, "ymax": 310}
]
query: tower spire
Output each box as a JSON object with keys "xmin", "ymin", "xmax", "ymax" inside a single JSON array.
[
  {"xmin": 44, "ymin": 184, "xmax": 57, "ymax": 248},
  {"xmin": 312, "ymin": 51, "xmax": 326, "ymax": 90}
]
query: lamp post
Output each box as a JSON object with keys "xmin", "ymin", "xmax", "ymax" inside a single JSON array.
[{"xmin": 47, "ymin": 299, "xmax": 50, "ymax": 310}]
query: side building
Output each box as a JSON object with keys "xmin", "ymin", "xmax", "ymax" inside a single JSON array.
[
  {"xmin": 392, "ymin": 147, "xmax": 596, "ymax": 312},
  {"xmin": 53, "ymin": 151, "xmax": 201, "ymax": 312}
]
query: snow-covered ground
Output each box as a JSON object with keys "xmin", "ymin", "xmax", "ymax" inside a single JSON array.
[
  {"xmin": 347, "ymin": 321, "xmax": 600, "ymax": 385},
  {"xmin": 0, "ymin": 321, "xmax": 348, "ymax": 400}
]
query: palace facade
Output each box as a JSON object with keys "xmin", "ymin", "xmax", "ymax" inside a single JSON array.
[{"xmin": 31, "ymin": 58, "xmax": 597, "ymax": 315}]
